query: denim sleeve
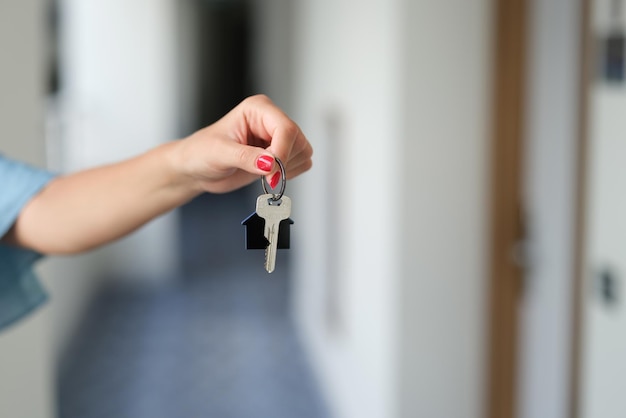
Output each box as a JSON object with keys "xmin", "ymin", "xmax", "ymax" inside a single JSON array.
[{"xmin": 0, "ymin": 155, "xmax": 56, "ymax": 331}]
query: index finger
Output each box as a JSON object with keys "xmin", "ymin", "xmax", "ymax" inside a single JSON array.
[{"xmin": 238, "ymin": 95, "xmax": 305, "ymax": 163}]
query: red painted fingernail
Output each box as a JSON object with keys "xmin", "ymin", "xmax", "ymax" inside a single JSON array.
[
  {"xmin": 270, "ymin": 171, "xmax": 281, "ymax": 189},
  {"xmin": 256, "ymin": 155, "xmax": 274, "ymax": 172}
]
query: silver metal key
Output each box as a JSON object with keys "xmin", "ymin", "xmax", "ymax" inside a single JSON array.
[{"xmin": 256, "ymin": 194, "xmax": 291, "ymax": 273}]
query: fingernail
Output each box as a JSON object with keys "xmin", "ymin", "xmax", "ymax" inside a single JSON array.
[
  {"xmin": 256, "ymin": 155, "xmax": 274, "ymax": 172},
  {"xmin": 270, "ymin": 171, "xmax": 281, "ymax": 189}
]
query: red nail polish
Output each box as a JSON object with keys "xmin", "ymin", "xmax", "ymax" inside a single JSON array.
[
  {"xmin": 256, "ymin": 155, "xmax": 274, "ymax": 172},
  {"xmin": 270, "ymin": 171, "xmax": 281, "ymax": 189}
]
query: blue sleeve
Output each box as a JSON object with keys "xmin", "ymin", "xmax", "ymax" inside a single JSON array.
[{"xmin": 0, "ymin": 155, "xmax": 56, "ymax": 331}]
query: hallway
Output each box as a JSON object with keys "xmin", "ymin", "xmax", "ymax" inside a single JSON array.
[{"xmin": 57, "ymin": 189, "xmax": 329, "ymax": 418}]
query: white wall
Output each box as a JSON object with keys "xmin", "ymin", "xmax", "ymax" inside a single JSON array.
[
  {"xmin": 581, "ymin": 1, "xmax": 626, "ymax": 417},
  {"xmin": 517, "ymin": 1, "xmax": 582, "ymax": 418},
  {"xmin": 0, "ymin": 2, "xmax": 55, "ymax": 417},
  {"xmin": 250, "ymin": 0, "xmax": 294, "ymax": 111},
  {"xmin": 292, "ymin": 0, "xmax": 402, "ymax": 416},
  {"xmin": 0, "ymin": 2, "xmax": 48, "ymax": 167},
  {"xmin": 291, "ymin": 1, "xmax": 492, "ymax": 418},
  {"xmin": 57, "ymin": 0, "xmax": 180, "ymax": 282},
  {"xmin": 398, "ymin": 1, "xmax": 492, "ymax": 417}
]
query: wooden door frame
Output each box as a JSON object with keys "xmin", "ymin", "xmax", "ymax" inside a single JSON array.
[
  {"xmin": 486, "ymin": 0, "xmax": 528, "ymax": 417},
  {"xmin": 487, "ymin": 0, "xmax": 592, "ymax": 417}
]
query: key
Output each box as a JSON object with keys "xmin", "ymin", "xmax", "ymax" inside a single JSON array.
[{"xmin": 256, "ymin": 194, "xmax": 291, "ymax": 273}]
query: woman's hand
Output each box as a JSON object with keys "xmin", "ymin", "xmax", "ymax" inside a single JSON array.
[
  {"xmin": 4, "ymin": 95, "xmax": 313, "ymax": 254},
  {"xmin": 173, "ymin": 94, "xmax": 313, "ymax": 194}
]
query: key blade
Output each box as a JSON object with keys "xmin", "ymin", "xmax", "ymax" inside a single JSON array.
[
  {"xmin": 256, "ymin": 194, "xmax": 291, "ymax": 273},
  {"xmin": 264, "ymin": 222, "xmax": 277, "ymax": 273}
]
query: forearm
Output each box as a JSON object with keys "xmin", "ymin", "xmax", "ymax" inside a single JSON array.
[
  {"xmin": 5, "ymin": 142, "xmax": 200, "ymax": 254},
  {"xmin": 1, "ymin": 96, "xmax": 312, "ymax": 254}
]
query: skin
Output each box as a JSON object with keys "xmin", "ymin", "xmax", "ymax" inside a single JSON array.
[{"xmin": 1, "ymin": 95, "xmax": 313, "ymax": 255}]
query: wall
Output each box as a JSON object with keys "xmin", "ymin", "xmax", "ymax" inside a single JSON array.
[
  {"xmin": 250, "ymin": 0, "xmax": 294, "ymax": 111},
  {"xmin": 291, "ymin": 1, "xmax": 492, "ymax": 417},
  {"xmin": 398, "ymin": 1, "xmax": 492, "ymax": 417},
  {"xmin": 0, "ymin": 2, "xmax": 55, "ymax": 417},
  {"xmin": 292, "ymin": 0, "xmax": 402, "ymax": 416},
  {"xmin": 581, "ymin": 1, "xmax": 626, "ymax": 417},
  {"xmin": 57, "ymin": 0, "xmax": 180, "ymax": 283}
]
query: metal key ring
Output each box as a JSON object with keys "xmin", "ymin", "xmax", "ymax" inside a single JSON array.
[{"xmin": 261, "ymin": 157, "xmax": 286, "ymax": 201}]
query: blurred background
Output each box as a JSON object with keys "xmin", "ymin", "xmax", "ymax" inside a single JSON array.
[{"xmin": 0, "ymin": 0, "xmax": 624, "ymax": 418}]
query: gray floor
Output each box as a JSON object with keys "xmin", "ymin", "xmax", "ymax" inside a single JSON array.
[{"xmin": 58, "ymin": 187, "xmax": 328, "ymax": 418}]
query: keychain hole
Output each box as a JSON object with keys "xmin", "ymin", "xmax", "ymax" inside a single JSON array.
[
  {"xmin": 268, "ymin": 198, "xmax": 283, "ymax": 206},
  {"xmin": 261, "ymin": 157, "xmax": 287, "ymax": 201}
]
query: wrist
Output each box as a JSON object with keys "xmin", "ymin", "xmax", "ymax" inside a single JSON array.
[{"xmin": 155, "ymin": 141, "xmax": 204, "ymax": 199}]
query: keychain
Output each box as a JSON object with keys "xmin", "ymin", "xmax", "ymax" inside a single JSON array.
[{"xmin": 241, "ymin": 158, "xmax": 293, "ymax": 273}]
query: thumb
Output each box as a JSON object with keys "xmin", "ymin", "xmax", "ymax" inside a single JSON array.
[{"xmin": 223, "ymin": 140, "xmax": 275, "ymax": 176}]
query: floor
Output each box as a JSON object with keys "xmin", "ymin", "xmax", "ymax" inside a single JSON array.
[{"xmin": 57, "ymin": 187, "xmax": 329, "ymax": 418}]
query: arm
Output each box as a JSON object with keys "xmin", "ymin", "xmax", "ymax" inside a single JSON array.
[{"xmin": 2, "ymin": 95, "xmax": 313, "ymax": 255}]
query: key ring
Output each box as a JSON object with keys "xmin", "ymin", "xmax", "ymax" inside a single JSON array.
[{"xmin": 261, "ymin": 157, "xmax": 286, "ymax": 201}]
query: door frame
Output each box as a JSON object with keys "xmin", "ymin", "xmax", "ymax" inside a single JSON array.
[
  {"xmin": 486, "ymin": 0, "xmax": 528, "ymax": 417},
  {"xmin": 487, "ymin": 0, "xmax": 592, "ymax": 417}
]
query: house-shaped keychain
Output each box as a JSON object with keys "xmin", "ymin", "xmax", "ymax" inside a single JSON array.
[{"xmin": 241, "ymin": 213, "xmax": 294, "ymax": 249}]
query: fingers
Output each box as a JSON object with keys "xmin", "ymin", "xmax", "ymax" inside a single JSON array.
[
  {"xmin": 218, "ymin": 138, "xmax": 277, "ymax": 176},
  {"xmin": 284, "ymin": 134, "xmax": 314, "ymax": 166},
  {"xmin": 262, "ymin": 134, "xmax": 313, "ymax": 187},
  {"xmin": 269, "ymin": 124, "xmax": 300, "ymax": 164},
  {"xmin": 282, "ymin": 145, "xmax": 313, "ymax": 175},
  {"xmin": 237, "ymin": 95, "xmax": 309, "ymax": 164},
  {"xmin": 209, "ymin": 94, "xmax": 312, "ymax": 192},
  {"xmin": 285, "ymin": 158, "xmax": 313, "ymax": 180}
]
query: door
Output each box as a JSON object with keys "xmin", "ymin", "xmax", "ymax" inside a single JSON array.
[
  {"xmin": 517, "ymin": 1, "xmax": 586, "ymax": 418},
  {"xmin": 488, "ymin": 1, "xmax": 591, "ymax": 418}
]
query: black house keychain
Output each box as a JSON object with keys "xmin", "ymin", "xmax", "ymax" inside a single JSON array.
[{"xmin": 241, "ymin": 213, "xmax": 293, "ymax": 249}]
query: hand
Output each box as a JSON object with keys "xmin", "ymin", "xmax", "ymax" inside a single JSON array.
[
  {"xmin": 3, "ymin": 95, "xmax": 312, "ymax": 254},
  {"xmin": 173, "ymin": 94, "xmax": 313, "ymax": 194}
]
